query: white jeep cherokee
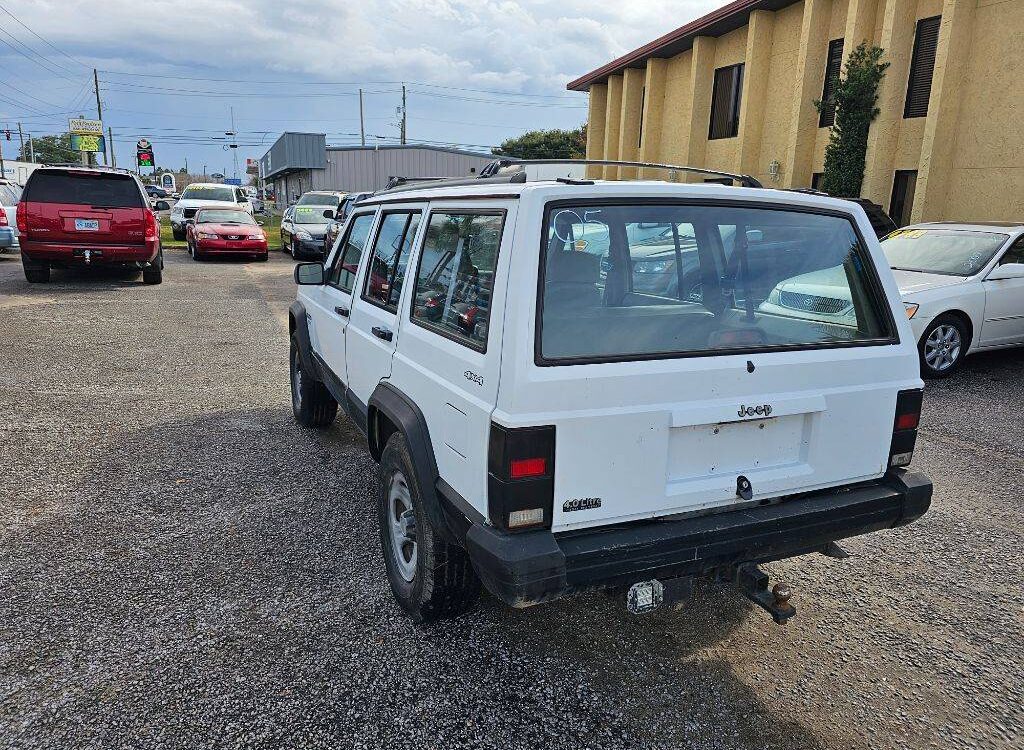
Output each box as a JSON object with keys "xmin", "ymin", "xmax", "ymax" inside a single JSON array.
[{"xmin": 288, "ymin": 164, "xmax": 932, "ymax": 625}]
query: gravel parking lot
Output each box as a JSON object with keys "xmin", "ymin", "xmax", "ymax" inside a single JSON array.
[{"xmin": 1, "ymin": 248, "xmax": 1021, "ymax": 750}]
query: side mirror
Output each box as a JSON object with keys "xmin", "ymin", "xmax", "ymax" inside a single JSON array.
[
  {"xmin": 323, "ymin": 209, "xmax": 334, "ymax": 219},
  {"xmin": 257, "ymin": 221, "xmax": 265, "ymax": 227},
  {"xmin": 154, "ymin": 200, "xmax": 170, "ymax": 211},
  {"xmin": 294, "ymin": 262, "xmax": 325, "ymax": 285},
  {"xmin": 987, "ymin": 262, "xmax": 1024, "ymax": 281}
]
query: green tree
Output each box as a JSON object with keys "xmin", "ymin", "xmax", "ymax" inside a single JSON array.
[
  {"xmin": 19, "ymin": 133, "xmax": 77, "ymax": 163},
  {"xmin": 815, "ymin": 42, "xmax": 888, "ymax": 198},
  {"xmin": 492, "ymin": 125, "xmax": 587, "ymax": 160}
]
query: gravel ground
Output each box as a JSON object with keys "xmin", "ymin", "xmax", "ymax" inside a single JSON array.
[{"xmin": 0, "ymin": 248, "xmax": 1021, "ymax": 750}]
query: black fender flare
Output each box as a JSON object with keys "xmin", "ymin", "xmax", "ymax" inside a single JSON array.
[
  {"xmin": 288, "ymin": 300, "xmax": 318, "ymax": 378},
  {"xmin": 368, "ymin": 382, "xmax": 456, "ymax": 544}
]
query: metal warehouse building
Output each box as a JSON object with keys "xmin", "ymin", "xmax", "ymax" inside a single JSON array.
[
  {"xmin": 259, "ymin": 133, "xmax": 500, "ymax": 208},
  {"xmin": 571, "ymin": 0, "xmax": 1024, "ymax": 226}
]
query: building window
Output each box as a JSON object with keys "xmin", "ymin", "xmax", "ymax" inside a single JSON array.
[
  {"xmin": 818, "ymin": 39, "xmax": 845, "ymax": 128},
  {"xmin": 811, "ymin": 172, "xmax": 824, "ymax": 191},
  {"xmin": 904, "ymin": 16, "xmax": 941, "ymax": 119},
  {"xmin": 889, "ymin": 170, "xmax": 918, "ymax": 227},
  {"xmin": 708, "ymin": 63, "xmax": 744, "ymax": 140}
]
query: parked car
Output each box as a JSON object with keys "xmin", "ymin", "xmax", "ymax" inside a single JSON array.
[
  {"xmin": 279, "ymin": 191, "xmax": 345, "ymax": 259},
  {"xmin": 16, "ymin": 165, "xmax": 162, "ymax": 284},
  {"xmin": 760, "ymin": 222, "xmax": 1024, "ymax": 377},
  {"xmin": 323, "ymin": 191, "xmax": 373, "ymax": 255},
  {"xmin": 0, "ymin": 180, "xmax": 21, "ymax": 252},
  {"xmin": 145, "ymin": 185, "xmax": 169, "ymax": 199},
  {"xmin": 185, "ymin": 207, "xmax": 268, "ymax": 262},
  {"xmin": 169, "ymin": 183, "xmax": 253, "ymax": 241},
  {"xmin": 287, "ymin": 170, "xmax": 931, "ymax": 625}
]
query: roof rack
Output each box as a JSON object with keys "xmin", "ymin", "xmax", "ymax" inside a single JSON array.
[{"xmin": 482, "ymin": 158, "xmax": 763, "ymax": 188}]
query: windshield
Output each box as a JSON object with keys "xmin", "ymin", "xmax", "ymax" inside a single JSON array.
[
  {"xmin": 296, "ymin": 193, "xmax": 338, "ymax": 206},
  {"xmin": 540, "ymin": 203, "xmax": 891, "ymax": 363},
  {"xmin": 881, "ymin": 228, "xmax": 1008, "ymax": 276},
  {"xmin": 181, "ymin": 185, "xmax": 235, "ymax": 202},
  {"xmin": 196, "ymin": 210, "xmax": 256, "ymax": 225}
]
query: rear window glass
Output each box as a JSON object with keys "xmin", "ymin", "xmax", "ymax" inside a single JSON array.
[
  {"xmin": 0, "ymin": 184, "xmax": 21, "ymax": 204},
  {"xmin": 540, "ymin": 203, "xmax": 891, "ymax": 363},
  {"xmin": 24, "ymin": 172, "xmax": 144, "ymax": 208},
  {"xmin": 296, "ymin": 193, "xmax": 338, "ymax": 206}
]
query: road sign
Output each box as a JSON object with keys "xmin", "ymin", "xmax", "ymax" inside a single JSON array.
[
  {"xmin": 224, "ymin": 178, "xmax": 242, "ymax": 186},
  {"xmin": 69, "ymin": 118, "xmax": 103, "ymax": 135}
]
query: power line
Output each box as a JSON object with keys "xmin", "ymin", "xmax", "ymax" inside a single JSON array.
[
  {"xmin": 0, "ymin": 2, "xmax": 90, "ymax": 69},
  {"xmin": 0, "ymin": 24, "xmax": 81, "ymax": 81}
]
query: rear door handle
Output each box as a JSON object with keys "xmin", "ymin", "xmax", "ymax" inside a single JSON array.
[
  {"xmin": 334, "ymin": 306, "xmax": 349, "ymax": 317},
  {"xmin": 371, "ymin": 326, "xmax": 393, "ymax": 342}
]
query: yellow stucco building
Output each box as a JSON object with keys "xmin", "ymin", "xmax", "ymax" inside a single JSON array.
[{"xmin": 568, "ymin": 0, "xmax": 1024, "ymax": 225}]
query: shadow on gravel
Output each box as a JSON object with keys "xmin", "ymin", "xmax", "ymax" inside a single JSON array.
[{"xmin": 4, "ymin": 405, "xmax": 824, "ymax": 749}]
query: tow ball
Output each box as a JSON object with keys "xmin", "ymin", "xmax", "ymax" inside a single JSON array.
[{"xmin": 733, "ymin": 563, "xmax": 796, "ymax": 625}]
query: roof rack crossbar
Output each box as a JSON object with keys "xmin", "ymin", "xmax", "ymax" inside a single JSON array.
[{"xmin": 489, "ymin": 158, "xmax": 762, "ymax": 188}]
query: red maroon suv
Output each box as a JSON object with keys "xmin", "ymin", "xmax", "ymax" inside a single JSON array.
[{"xmin": 17, "ymin": 166, "xmax": 163, "ymax": 285}]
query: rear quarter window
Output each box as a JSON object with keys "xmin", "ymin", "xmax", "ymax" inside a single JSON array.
[{"xmin": 24, "ymin": 172, "xmax": 144, "ymax": 208}]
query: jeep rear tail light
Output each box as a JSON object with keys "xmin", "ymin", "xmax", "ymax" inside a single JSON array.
[
  {"xmin": 16, "ymin": 201, "xmax": 26, "ymax": 233},
  {"xmin": 488, "ymin": 423, "xmax": 555, "ymax": 532},
  {"xmin": 889, "ymin": 389, "xmax": 923, "ymax": 469}
]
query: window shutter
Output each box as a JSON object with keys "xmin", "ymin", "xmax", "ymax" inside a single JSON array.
[
  {"xmin": 904, "ymin": 16, "xmax": 941, "ymax": 119},
  {"xmin": 708, "ymin": 63, "xmax": 744, "ymax": 140},
  {"xmin": 818, "ymin": 39, "xmax": 845, "ymax": 128}
]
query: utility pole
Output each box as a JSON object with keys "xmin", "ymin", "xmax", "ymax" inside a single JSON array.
[
  {"xmin": 359, "ymin": 89, "xmax": 365, "ymax": 147},
  {"xmin": 400, "ymin": 84, "xmax": 407, "ymax": 145},
  {"xmin": 93, "ymin": 68, "xmax": 107, "ymax": 165},
  {"xmin": 108, "ymin": 127, "xmax": 115, "ymax": 167},
  {"xmin": 228, "ymin": 106, "xmax": 239, "ymax": 180},
  {"xmin": 27, "ymin": 133, "xmax": 34, "ymax": 163},
  {"xmin": 0, "ymin": 137, "xmax": 5, "ymax": 179},
  {"xmin": 17, "ymin": 122, "xmax": 24, "ymax": 159}
]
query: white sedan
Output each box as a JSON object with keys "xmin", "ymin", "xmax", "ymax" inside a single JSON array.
[{"xmin": 759, "ymin": 222, "xmax": 1024, "ymax": 377}]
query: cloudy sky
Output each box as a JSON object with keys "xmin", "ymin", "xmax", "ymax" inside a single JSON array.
[{"xmin": 1, "ymin": 0, "xmax": 717, "ymax": 176}]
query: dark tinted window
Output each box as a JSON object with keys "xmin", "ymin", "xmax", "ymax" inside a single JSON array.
[
  {"xmin": 363, "ymin": 212, "xmax": 421, "ymax": 312},
  {"xmin": 905, "ymin": 16, "xmax": 941, "ymax": 118},
  {"xmin": 1000, "ymin": 236, "xmax": 1024, "ymax": 266},
  {"xmin": 411, "ymin": 212, "xmax": 504, "ymax": 351},
  {"xmin": 24, "ymin": 172, "xmax": 144, "ymax": 208},
  {"xmin": 708, "ymin": 63, "xmax": 744, "ymax": 140},
  {"xmin": 328, "ymin": 213, "xmax": 375, "ymax": 292}
]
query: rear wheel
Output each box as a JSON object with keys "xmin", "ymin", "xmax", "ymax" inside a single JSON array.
[
  {"xmin": 22, "ymin": 255, "xmax": 50, "ymax": 283},
  {"xmin": 920, "ymin": 314, "xmax": 968, "ymax": 378},
  {"xmin": 378, "ymin": 432, "xmax": 481, "ymax": 624},
  {"xmin": 172, "ymin": 228, "xmax": 185, "ymax": 241},
  {"xmin": 289, "ymin": 335, "xmax": 337, "ymax": 427},
  {"xmin": 143, "ymin": 249, "xmax": 163, "ymax": 285}
]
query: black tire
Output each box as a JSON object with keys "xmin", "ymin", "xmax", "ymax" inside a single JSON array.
[
  {"xmin": 289, "ymin": 335, "xmax": 337, "ymax": 427},
  {"xmin": 378, "ymin": 432, "xmax": 481, "ymax": 624},
  {"xmin": 142, "ymin": 247, "xmax": 164, "ymax": 285},
  {"xmin": 172, "ymin": 228, "xmax": 185, "ymax": 241},
  {"xmin": 919, "ymin": 313, "xmax": 969, "ymax": 379},
  {"xmin": 22, "ymin": 256, "xmax": 50, "ymax": 283}
]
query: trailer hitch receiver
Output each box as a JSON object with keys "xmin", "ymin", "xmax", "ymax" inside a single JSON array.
[{"xmin": 734, "ymin": 563, "xmax": 796, "ymax": 625}]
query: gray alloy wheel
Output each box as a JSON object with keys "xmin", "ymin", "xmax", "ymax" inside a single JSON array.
[
  {"xmin": 387, "ymin": 470, "xmax": 418, "ymax": 583},
  {"xmin": 290, "ymin": 346, "xmax": 303, "ymax": 413},
  {"xmin": 924, "ymin": 322, "xmax": 963, "ymax": 374}
]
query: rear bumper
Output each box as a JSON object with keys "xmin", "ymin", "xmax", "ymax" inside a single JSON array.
[
  {"xmin": 21, "ymin": 240, "xmax": 159, "ymax": 264},
  {"xmin": 0, "ymin": 227, "xmax": 15, "ymax": 250},
  {"xmin": 464, "ymin": 471, "xmax": 932, "ymax": 607}
]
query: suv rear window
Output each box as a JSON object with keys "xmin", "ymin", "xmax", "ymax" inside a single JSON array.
[
  {"xmin": 23, "ymin": 172, "xmax": 144, "ymax": 208},
  {"xmin": 540, "ymin": 203, "xmax": 892, "ymax": 363}
]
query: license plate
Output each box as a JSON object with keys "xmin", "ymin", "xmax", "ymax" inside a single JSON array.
[{"xmin": 75, "ymin": 219, "xmax": 99, "ymax": 231}]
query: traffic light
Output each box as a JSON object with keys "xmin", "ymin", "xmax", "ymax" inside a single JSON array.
[{"xmin": 3, "ymin": 130, "xmax": 10, "ymax": 141}]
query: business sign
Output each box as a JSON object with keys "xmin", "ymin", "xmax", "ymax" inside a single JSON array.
[
  {"xmin": 245, "ymin": 158, "xmax": 259, "ymax": 175},
  {"xmin": 136, "ymin": 138, "xmax": 155, "ymax": 168},
  {"xmin": 70, "ymin": 134, "xmax": 105, "ymax": 153},
  {"xmin": 69, "ymin": 118, "xmax": 103, "ymax": 135}
]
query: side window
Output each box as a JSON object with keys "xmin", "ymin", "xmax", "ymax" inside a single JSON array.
[
  {"xmin": 362, "ymin": 212, "xmax": 421, "ymax": 312},
  {"xmin": 328, "ymin": 213, "xmax": 375, "ymax": 293},
  {"xmin": 411, "ymin": 211, "xmax": 504, "ymax": 351},
  {"xmin": 999, "ymin": 236, "xmax": 1024, "ymax": 265}
]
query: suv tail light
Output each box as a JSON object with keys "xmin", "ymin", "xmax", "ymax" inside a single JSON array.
[
  {"xmin": 16, "ymin": 201, "xmax": 27, "ymax": 233},
  {"xmin": 144, "ymin": 209, "xmax": 158, "ymax": 242},
  {"xmin": 488, "ymin": 423, "xmax": 555, "ymax": 532},
  {"xmin": 0, "ymin": 210, "xmax": 7, "ymax": 227},
  {"xmin": 889, "ymin": 389, "xmax": 923, "ymax": 469}
]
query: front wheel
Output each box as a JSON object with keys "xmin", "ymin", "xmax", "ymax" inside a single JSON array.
[
  {"xmin": 378, "ymin": 433, "xmax": 481, "ymax": 624},
  {"xmin": 920, "ymin": 314, "xmax": 968, "ymax": 378},
  {"xmin": 289, "ymin": 335, "xmax": 337, "ymax": 427}
]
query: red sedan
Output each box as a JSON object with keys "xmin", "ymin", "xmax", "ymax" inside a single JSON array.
[{"xmin": 186, "ymin": 208, "xmax": 268, "ymax": 261}]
